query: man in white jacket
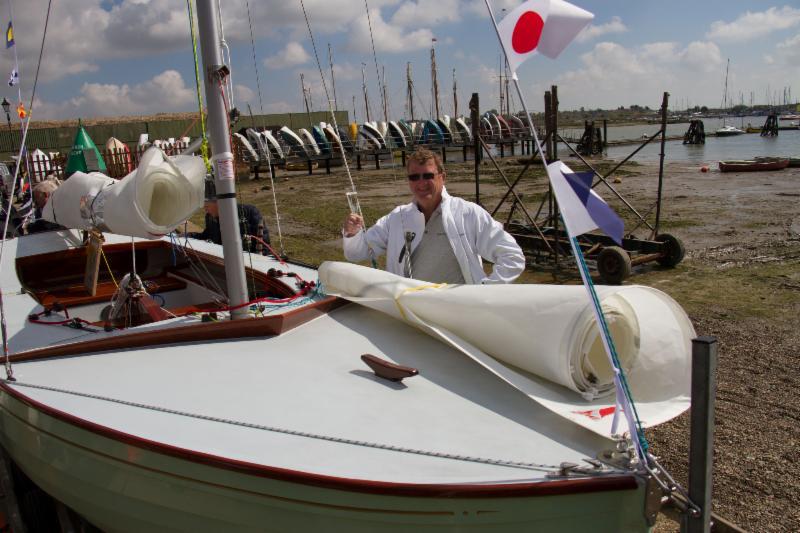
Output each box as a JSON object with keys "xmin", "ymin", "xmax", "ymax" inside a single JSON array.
[{"xmin": 342, "ymin": 148, "xmax": 525, "ymax": 284}]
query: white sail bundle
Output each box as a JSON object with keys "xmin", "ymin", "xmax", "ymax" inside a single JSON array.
[
  {"xmin": 319, "ymin": 261, "xmax": 695, "ymax": 436},
  {"xmin": 43, "ymin": 147, "xmax": 205, "ymax": 239}
]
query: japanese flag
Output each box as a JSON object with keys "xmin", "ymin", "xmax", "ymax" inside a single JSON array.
[{"xmin": 497, "ymin": 0, "xmax": 593, "ymax": 75}]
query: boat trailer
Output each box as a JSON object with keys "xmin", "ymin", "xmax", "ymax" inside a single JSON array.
[{"xmin": 477, "ymin": 88, "xmax": 686, "ymax": 284}]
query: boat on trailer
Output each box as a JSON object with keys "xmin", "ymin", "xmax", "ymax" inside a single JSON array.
[{"xmin": 0, "ymin": 1, "xmax": 697, "ymax": 531}]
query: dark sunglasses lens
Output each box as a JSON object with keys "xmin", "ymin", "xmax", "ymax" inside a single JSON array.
[{"xmin": 407, "ymin": 173, "xmax": 436, "ymax": 181}]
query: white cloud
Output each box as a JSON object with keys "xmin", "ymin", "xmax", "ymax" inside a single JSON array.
[
  {"xmin": 551, "ymin": 40, "xmax": 724, "ymax": 109},
  {"xmin": 464, "ymin": 0, "xmax": 518, "ymax": 17},
  {"xmin": 348, "ymin": 8, "xmax": 434, "ymax": 53},
  {"xmin": 576, "ymin": 16, "xmax": 627, "ymax": 43},
  {"xmin": 264, "ymin": 42, "xmax": 311, "ymax": 69},
  {"xmin": 391, "ymin": 0, "xmax": 461, "ymax": 27},
  {"xmin": 235, "ymin": 84, "xmax": 256, "ymax": 104},
  {"xmin": 706, "ymin": 6, "xmax": 800, "ymax": 43},
  {"xmin": 774, "ymin": 32, "xmax": 800, "ymax": 66},
  {"xmin": 35, "ymin": 70, "xmax": 195, "ymax": 119}
]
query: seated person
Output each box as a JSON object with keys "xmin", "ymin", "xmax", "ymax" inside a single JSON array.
[
  {"xmin": 26, "ymin": 179, "xmax": 64, "ymax": 234},
  {"xmin": 188, "ymin": 193, "xmax": 271, "ymax": 254}
]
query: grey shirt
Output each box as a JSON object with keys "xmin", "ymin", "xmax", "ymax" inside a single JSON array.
[{"xmin": 409, "ymin": 205, "xmax": 466, "ymax": 284}]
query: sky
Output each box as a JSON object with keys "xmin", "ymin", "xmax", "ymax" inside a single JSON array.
[{"xmin": 1, "ymin": 0, "xmax": 798, "ymax": 122}]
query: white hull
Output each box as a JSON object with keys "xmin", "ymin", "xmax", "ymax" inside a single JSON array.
[{"xmin": 0, "ymin": 385, "xmax": 647, "ymax": 532}]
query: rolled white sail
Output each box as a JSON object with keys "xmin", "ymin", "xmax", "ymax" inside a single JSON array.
[
  {"xmin": 43, "ymin": 148, "xmax": 205, "ymax": 239},
  {"xmin": 319, "ymin": 261, "xmax": 694, "ymax": 436}
]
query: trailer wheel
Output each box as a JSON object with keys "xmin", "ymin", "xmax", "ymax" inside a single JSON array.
[
  {"xmin": 655, "ymin": 233, "xmax": 685, "ymax": 267},
  {"xmin": 597, "ymin": 246, "xmax": 631, "ymax": 285}
]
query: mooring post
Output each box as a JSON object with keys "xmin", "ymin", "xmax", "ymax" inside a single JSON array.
[
  {"xmin": 684, "ymin": 336, "xmax": 717, "ymax": 533},
  {"xmin": 551, "ymin": 85, "xmax": 559, "ymax": 161},
  {"xmin": 441, "ymin": 145, "xmax": 447, "ymax": 164},
  {"xmin": 375, "ymin": 152, "xmax": 380, "ymax": 170},
  {"xmin": 603, "ymin": 119, "xmax": 608, "ymax": 148},
  {"xmin": 401, "ymin": 149, "xmax": 406, "ymax": 167},
  {"xmin": 356, "ymin": 153, "xmax": 362, "ymax": 171},
  {"xmin": 654, "ymin": 91, "xmax": 669, "ymax": 237},
  {"xmin": 470, "ymin": 92, "xmax": 480, "ymax": 205}
]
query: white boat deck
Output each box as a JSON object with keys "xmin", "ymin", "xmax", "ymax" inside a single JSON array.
[{"xmin": 8, "ymin": 303, "xmax": 615, "ymax": 485}]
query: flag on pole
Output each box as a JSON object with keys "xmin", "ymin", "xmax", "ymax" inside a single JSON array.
[
  {"xmin": 546, "ymin": 161, "xmax": 623, "ymax": 245},
  {"xmin": 7, "ymin": 68, "xmax": 18, "ymax": 87},
  {"xmin": 5, "ymin": 21, "xmax": 13, "ymax": 48},
  {"xmin": 16, "ymin": 101, "xmax": 26, "ymax": 119},
  {"xmin": 496, "ymin": 0, "xmax": 593, "ymax": 75}
]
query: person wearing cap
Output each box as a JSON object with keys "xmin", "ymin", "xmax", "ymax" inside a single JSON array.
[
  {"xmin": 188, "ymin": 188, "xmax": 271, "ymax": 253},
  {"xmin": 342, "ymin": 148, "xmax": 525, "ymax": 284}
]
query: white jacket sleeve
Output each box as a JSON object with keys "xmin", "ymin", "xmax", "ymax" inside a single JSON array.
[
  {"xmin": 471, "ymin": 208, "xmax": 525, "ymax": 284},
  {"xmin": 342, "ymin": 212, "xmax": 391, "ymax": 262}
]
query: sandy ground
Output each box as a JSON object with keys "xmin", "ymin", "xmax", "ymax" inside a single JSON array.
[{"xmin": 231, "ymin": 155, "xmax": 799, "ymax": 532}]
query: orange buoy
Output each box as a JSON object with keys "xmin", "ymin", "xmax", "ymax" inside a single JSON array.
[{"xmin": 700, "ymin": 165, "xmax": 709, "ymax": 173}]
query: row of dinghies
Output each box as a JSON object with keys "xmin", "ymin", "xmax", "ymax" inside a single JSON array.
[{"xmin": 234, "ymin": 112, "xmax": 532, "ymax": 163}]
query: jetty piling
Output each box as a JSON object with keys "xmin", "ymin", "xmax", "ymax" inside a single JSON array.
[
  {"xmin": 683, "ymin": 120, "xmax": 705, "ymax": 144},
  {"xmin": 761, "ymin": 114, "xmax": 778, "ymax": 136}
]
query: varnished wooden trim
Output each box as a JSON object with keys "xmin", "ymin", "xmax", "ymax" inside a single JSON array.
[{"xmin": 10, "ymin": 297, "xmax": 346, "ymax": 363}]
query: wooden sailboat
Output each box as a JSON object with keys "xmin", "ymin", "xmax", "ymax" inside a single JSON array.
[{"xmin": 0, "ymin": 2, "xmax": 695, "ymax": 531}]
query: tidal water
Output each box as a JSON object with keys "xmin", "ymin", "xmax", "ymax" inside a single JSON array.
[{"xmin": 560, "ymin": 117, "xmax": 799, "ymax": 163}]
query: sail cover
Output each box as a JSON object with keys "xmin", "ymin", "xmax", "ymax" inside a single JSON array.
[
  {"xmin": 43, "ymin": 148, "xmax": 205, "ymax": 238},
  {"xmin": 319, "ymin": 261, "xmax": 694, "ymax": 437}
]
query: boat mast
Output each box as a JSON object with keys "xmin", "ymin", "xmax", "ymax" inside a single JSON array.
[
  {"xmin": 430, "ymin": 38, "xmax": 440, "ymax": 120},
  {"xmin": 328, "ymin": 43, "xmax": 338, "ymax": 111},
  {"xmin": 361, "ymin": 63, "xmax": 371, "ymax": 123},
  {"xmin": 721, "ymin": 58, "xmax": 729, "ymax": 126},
  {"xmin": 301, "ymin": 73, "xmax": 313, "ymax": 128},
  {"xmin": 452, "ymin": 68, "xmax": 458, "ymax": 118},
  {"xmin": 406, "ymin": 62, "xmax": 415, "ymax": 122},
  {"xmin": 195, "ymin": 0, "xmax": 249, "ymax": 319},
  {"xmin": 381, "ymin": 65, "xmax": 389, "ymax": 123}
]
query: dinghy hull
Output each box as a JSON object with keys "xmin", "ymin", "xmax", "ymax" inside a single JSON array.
[{"xmin": 0, "ymin": 384, "xmax": 649, "ymax": 532}]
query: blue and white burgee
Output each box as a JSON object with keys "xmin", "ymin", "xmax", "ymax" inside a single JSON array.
[{"xmin": 546, "ymin": 161, "xmax": 623, "ymax": 244}]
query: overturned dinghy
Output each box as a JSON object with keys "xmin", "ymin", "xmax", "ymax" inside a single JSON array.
[
  {"xmin": 387, "ymin": 121, "xmax": 408, "ymax": 148},
  {"xmin": 453, "ymin": 117, "xmax": 472, "ymax": 143},
  {"xmin": 298, "ymin": 128, "xmax": 321, "ymax": 155},
  {"xmin": 279, "ymin": 126, "xmax": 310, "ymax": 158}
]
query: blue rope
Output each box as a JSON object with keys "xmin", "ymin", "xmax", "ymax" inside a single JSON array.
[{"xmin": 571, "ymin": 236, "xmax": 649, "ymax": 453}]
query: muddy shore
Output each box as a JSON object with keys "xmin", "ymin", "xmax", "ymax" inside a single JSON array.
[{"xmin": 227, "ymin": 155, "xmax": 799, "ymax": 532}]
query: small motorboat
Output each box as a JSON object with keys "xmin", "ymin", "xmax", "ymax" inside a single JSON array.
[
  {"xmin": 718, "ymin": 158, "xmax": 790, "ymax": 172},
  {"xmin": 714, "ymin": 125, "xmax": 745, "ymax": 137}
]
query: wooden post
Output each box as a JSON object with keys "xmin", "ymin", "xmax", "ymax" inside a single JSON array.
[
  {"xmin": 603, "ymin": 119, "xmax": 608, "ymax": 148},
  {"xmin": 441, "ymin": 145, "xmax": 447, "ymax": 164},
  {"xmin": 551, "ymin": 85, "xmax": 559, "ymax": 161},
  {"xmin": 654, "ymin": 91, "xmax": 669, "ymax": 237},
  {"xmin": 544, "ymin": 91, "xmax": 553, "ymax": 161},
  {"xmin": 356, "ymin": 153, "xmax": 362, "ymax": 170},
  {"xmin": 499, "ymin": 142, "xmax": 504, "ymax": 158},
  {"xmin": 375, "ymin": 153, "xmax": 380, "ymax": 170},
  {"xmin": 307, "ymin": 159, "xmax": 313, "ymax": 175},
  {"xmin": 469, "ymin": 92, "xmax": 480, "ymax": 205},
  {"xmin": 325, "ymin": 155, "xmax": 331, "ymax": 174},
  {"xmin": 401, "ymin": 149, "xmax": 406, "ymax": 166},
  {"xmin": 684, "ymin": 337, "xmax": 717, "ymax": 533}
]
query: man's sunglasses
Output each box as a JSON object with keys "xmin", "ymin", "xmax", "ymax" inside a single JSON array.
[{"xmin": 407, "ymin": 172, "xmax": 437, "ymax": 181}]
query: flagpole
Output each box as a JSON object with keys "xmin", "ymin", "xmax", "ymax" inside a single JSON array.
[{"xmin": 483, "ymin": 0, "xmax": 648, "ymax": 463}]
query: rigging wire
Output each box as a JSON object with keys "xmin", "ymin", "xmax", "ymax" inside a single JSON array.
[
  {"xmin": 215, "ymin": 0, "xmax": 235, "ymax": 110},
  {"xmin": 185, "ymin": 0, "xmax": 210, "ymax": 169},
  {"xmin": 5, "ymin": 0, "xmax": 32, "ymax": 199},
  {"xmin": 244, "ymin": 2, "xmax": 285, "ymax": 254},
  {"xmin": 0, "ymin": 0, "xmax": 53, "ymax": 381},
  {"xmin": 363, "ymin": 0, "xmax": 386, "ymax": 121},
  {"xmin": 299, "ymin": 0, "xmax": 377, "ymax": 267}
]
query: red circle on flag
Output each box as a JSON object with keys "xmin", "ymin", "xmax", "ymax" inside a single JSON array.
[{"xmin": 511, "ymin": 11, "xmax": 545, "ymax": 54}]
